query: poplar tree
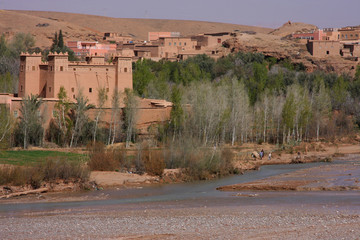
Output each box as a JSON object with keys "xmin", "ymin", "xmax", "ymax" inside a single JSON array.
[
  {"xmin": 93, "ymin": 87, "xmax": 108, "ymax": 143},
  {"xmin": 123, "ymin": 89, "xmax": 138, "ymax": 148}
]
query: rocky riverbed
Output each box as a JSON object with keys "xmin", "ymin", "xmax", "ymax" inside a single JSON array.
[{"xmin": 1, "ymin": 201, "xmax": 360, "ymax": 239}]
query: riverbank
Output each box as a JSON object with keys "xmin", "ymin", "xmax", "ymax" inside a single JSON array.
[{"xmin": 1, "ymin": 141, "xmax": 359, "ymax": 200}]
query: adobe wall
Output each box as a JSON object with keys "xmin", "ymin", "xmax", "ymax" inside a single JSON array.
[
  {"xmin": 4, "ymin": 95, "xmax": 171, "ymax": 137},
  {"xmin": 159, "ymin": 37, "xmax": 197, "ymax": 58},
  {"xmin": 18, "ymin": 54, "xmax": 42, "ymax": 98},
  {"xmin": 19, "ymin": 53, "xmax": 132, "ymax": 107},
  {"xmin": 307, "ymin": 41, "xmax": 341, "ymax": 57},
  {"xmin": 134, "ymin": 45, "xmax": 160, "ymax": 57},
  {"xmin": 339, "ymin": 29, "xmax": 360, "ymax": 41}
]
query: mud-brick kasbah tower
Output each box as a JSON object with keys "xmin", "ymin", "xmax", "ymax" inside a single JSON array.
[{"xmin": 18, "ymin": 52, "xmax": 133, "ymax": 106}]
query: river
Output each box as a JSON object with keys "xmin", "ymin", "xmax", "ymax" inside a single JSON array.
[{"xmin": 1, "ymin": 155, "xmax": 360, "ymax": 215}]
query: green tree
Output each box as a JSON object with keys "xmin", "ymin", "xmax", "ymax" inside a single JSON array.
[
  {"xmin": 133, "ymin": 59, "xmax": 155, "ymax": 96},
  {"xmin": 53, "ymin": 86, "xmax": 71, "ymax": 146},
  {"xmin": 169, "ymin": 86, "xmax": 184, "ymax": 140},
  {"xmin": 313, "ymin": 80, "xmax": 331, "ymax": 141},
  {"xmin": 18, "ymin": 94, "xmax": 43, "ymax": 149},
  {"xmin": 70, "ymin": 92, "xmax": 93, "ymax": 147},
  {"xmin": 108, "ymin": 89, "xmax": 121, "ymax": 145},
  {"xmin": 123, "ymin": 89, "xmax": 138, "ymax": 148},
  {"xmin": 93, "ymin": 87, "xmax": 108, "ymax": 143},
  {"xmin": 58, "ymin": 30, "xmax": 64, "ymax": 49}
]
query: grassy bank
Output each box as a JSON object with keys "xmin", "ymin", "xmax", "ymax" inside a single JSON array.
[{"xmin": 0, "ymin": 150, "xmax": 88, "ymax": 165}]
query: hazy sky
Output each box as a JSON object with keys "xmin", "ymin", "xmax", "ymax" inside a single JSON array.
[{"xmin": 1, "ymin": 0, "xmax": 359, "ymax": 28}]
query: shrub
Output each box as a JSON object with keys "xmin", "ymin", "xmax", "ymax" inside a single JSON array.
[
  {"xmin": 87, "ymin": 142, "xmax": 118, "ymax": 171},
  {"xmin": 0, "ymin": 157, "xmax": 89, "ymax": 188},
  {"xmin": 142, "ymin": 149, "xmax": 165, "ymax": 176}
]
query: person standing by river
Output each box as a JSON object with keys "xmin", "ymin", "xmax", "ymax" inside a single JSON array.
[{"xmin": 260, "ymin": 149, "xmax": 264, "ymax": 160}]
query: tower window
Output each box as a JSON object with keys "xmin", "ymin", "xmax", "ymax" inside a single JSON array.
[
  {"xmin": 60, "ymin": 66, "xmax": 64, "ymax": 71},
  {"xmin": 89, "ymin": 88, "xmax": 92, "ymax": 93},
  {"xmin": 124, "ymin": 68, "xmax": 127, "ymax": 73},
  {"xmin": 49, "ymin": 87, "xmax": 52, "ymax": 92},
  {"xmin": 71, "ymin": 87, "xmax": 75, "ymax": 93},
  {"xmin": 32, "ymin": 66, "xmax": 36, "ymax": 71}
]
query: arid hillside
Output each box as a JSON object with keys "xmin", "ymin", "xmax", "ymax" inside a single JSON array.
[
  {"xmin": 1, "ymin": 10, "xmax": 358, "ymax": 74},
  {"xmin": 1, "ymin": 10, "xmax": 271, "ymax": 48},
  {"xmin": 269, "ymin": 21, "xmax": 318, "ymax": 37}
]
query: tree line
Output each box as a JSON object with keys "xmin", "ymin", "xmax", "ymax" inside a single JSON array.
[
  {"xmin": 133, "ymin": 52, "xmax": 360, "ymax": 148},
  {"xmin": 0, "ymin": 31, "xmax": 359, "ymax": 150}
]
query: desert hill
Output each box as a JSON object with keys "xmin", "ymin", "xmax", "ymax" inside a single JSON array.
[
  {"xmin": 1, "ymin": 10, "xmax": 272, "ymax": 48},
  {"xmin": 269, "ymin": 21, "xmax": 318, "ymax": 38}
]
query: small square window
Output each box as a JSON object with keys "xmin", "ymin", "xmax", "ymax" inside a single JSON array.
[
  {"xmin": 49, "ymin": 87, "xmax": 52, "ymax": 92},
  {"xmin": 50, "ymin": 66, "xmax": 53, "ymax": 71},
  {"xmin": 73, "ymin": 68, "xmax": 76, "ymax": 71},
  {"xmin": 124, "ymin": 68, "xmax": 127, "ymax": 73},
  {"xmin": 89, "ymin": 88, "xmax": 92, "ymax": 93},
  {"xmin": 73, "ymin": 95, "xmax": 76, "ymax": 99},
  {"xmin": 106, "ymin": 68, "xmax": 109, "ymax": 71},
  {"xmin": 106, "ymin": 88, "xmax": 109, "ymax": 92},
  {"xmin": 169, "ymin": 42, "xmax": 171, "ymax": 46},
  {"xmin": 32, "ymin": 66, "xmax": 35, "ymax": 71},
  {"xmin": 326, "ymin": 51, "xmax": 330, "ymax": 55},
  {"xmin": 60, "ymin": 66, "xmax": 64, "ymax": 71},
  {"xmin": 174, "ymin": 42, "xmax": 176, "ymax": 46},
  {"xmin": 71, "ymin": 87, "xmax": 75, "ymax": 93}
]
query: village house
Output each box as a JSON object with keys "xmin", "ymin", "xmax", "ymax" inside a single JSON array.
[
  {"xmin": 67, "ymin": 41, "xmax": 117, "ymax": 58},
  {"xmin": 103, "ymin": 33, "xmax": 133, "ymax": 44},
  {"xmin": 304, "ymin": 26, "xmax": 360, "ymax": 59},
  {"xmin": 306, "ymin": 40, "xmax": 341, "ymax": 57},
  {"xmin": 148, "ymin": 32, "xmax": 180, "ymax": 41},
  {"xmin": 338, "ymin": 26, "xmax": 360, "ymax": 42}
]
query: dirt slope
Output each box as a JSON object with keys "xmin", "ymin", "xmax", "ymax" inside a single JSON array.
[
  {"xmin": 269, "ymin": 21, "xmax": 318, "ymax": 37},
  {"xmin": 0, "ymin": 10, "xmax": 102, "ymax": 48},
  {"xmin": 1, "ymin": 10, "xmax": 272, "ymax": 48}
]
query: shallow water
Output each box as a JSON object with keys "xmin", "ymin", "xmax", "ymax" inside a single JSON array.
[{"xmin": 1, "ymin": 155, "xmax": 360, "ymax": 215}]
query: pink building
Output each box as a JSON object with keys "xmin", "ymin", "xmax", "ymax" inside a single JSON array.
[
  {"xmin": 293, "ymin": 30, "xmax": 326, "ymax": 40},
  {"xmin": 67, "ymin": 41, "xmax": 117, "ymax": 58}
]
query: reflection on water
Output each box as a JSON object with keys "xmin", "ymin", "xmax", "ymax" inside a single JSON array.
[{"xmin": 1, "ymin": 155, "xmax": 360, "ymax": 214}]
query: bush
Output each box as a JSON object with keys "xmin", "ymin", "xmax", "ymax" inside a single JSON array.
[
  {"xmin": 87, "ymin": 142, "xmax": 119, "ymax": 171},
  {"xmin": 142, "ymin": 149, "xmax": 165, "ymax": 176},
  {"xmin": 42, "ymin": 157, "xmax": 89, "ymax": 182},
  {"xmin": 0, "ymin": 158, "xmax": 89, "ymax": 188},
  {"xmin": 183, "ymin": 147, "xmax": 235, "ymax": 181}
]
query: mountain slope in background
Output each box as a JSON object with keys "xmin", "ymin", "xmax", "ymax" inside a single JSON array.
[{"xmin": 1, "ymin": 10, "xmax": 272, "ymax": 48}]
